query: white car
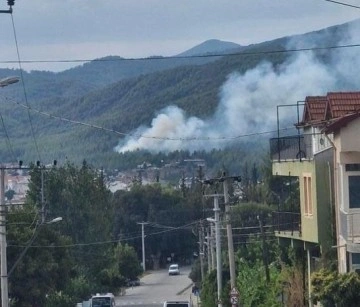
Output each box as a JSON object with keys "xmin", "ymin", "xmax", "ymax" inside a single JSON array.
[
  {"xmin": 90, "ymin": 293, "xmax": 115, "ymax": 307},
  {"xmin": 168, "ymin": 264, "xmax": 180, "ymax": 275}
]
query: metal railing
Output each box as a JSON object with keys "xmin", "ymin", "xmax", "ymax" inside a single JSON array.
[
  {"xmin": 270, "ymin": 135, "xmax": 313, "ymax": 162},
  {"xmin": 340, "ymin": 211, "xmax": 360, "ymax": 243},
  {"xmin": 272, "ymin": 211, "xmax": 301, "ymax": 236}
]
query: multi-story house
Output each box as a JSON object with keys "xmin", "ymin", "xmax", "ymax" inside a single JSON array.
[{"xmin": 270, "ymin": 92, "xmax": 360, "ymax": 305}]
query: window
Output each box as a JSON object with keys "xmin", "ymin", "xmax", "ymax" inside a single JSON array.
[
  {"xmin": 346, "ymin": 164, "xmax": 360, "ymax": 172},
  {"xmin": 349, "ymin": 176, "xmax": 360, "ymax": 208},
  {"xmin": 304, "ymin": 175, "xmax": 313, "ymax": 215}
]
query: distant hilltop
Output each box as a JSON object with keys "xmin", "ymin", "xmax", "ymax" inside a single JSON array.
[{"xmin": 176, "ymin": 39, "xmax": 242, "ymax": 57}]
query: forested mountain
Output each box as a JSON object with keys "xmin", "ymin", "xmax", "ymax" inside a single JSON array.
[
  {"xmin": 0, "ymin": 19, "xmax": 358, "ymax": 172},
  {"xmin": 176, "ymin": 39, "xmax": 241, "ymax": 56}
]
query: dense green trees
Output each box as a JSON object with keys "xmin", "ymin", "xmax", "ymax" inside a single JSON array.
[
  {"xmin": 7, "ymin": 161, "xmax": 207, "ymax": 305},
  {"xmin": 7, "ymin": 204, "xmax": 74, "ymax": 307},
  {"xmin": 7, "ymin": 163, "xmax": 140, "ymax": 306},
  {"xmin": 112, "ymin": 183, "xmax": 203, "ymax": 268}
]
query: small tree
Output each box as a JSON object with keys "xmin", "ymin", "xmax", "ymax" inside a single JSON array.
[{"xmin": 312, "ymin": 268, "xmax": 360, "ymax": 307}]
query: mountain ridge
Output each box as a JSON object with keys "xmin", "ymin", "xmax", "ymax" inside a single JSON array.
[{"xmin": 0, "ymin": 20, "xmax": 358, "ymax": 169}]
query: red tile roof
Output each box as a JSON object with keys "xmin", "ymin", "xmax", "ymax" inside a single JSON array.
[
  {"xmin": 302, "ymin": 96, "xmax": 327, "ymax": 123},
  {"xmin": 300, "ymin": 92, "xmax": 360, "ymax": 126}
]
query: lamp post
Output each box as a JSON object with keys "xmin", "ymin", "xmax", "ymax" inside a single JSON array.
[
  {"xmin": 0, "ymin": 76, "xmax": 20, "ymax": 88},
  {"xmin": 0, "ymin": 76, "xmax": 19, "ymax": 307}
]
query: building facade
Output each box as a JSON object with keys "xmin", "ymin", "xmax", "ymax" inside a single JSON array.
[{"xmin": 270, "ymin": 92, "xmax": 360, "ymax": 305}]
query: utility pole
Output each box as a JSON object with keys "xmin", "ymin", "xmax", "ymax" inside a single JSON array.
[
  {"xmin": 137, "ymin": 222, "xmax": 148, "ymax": 272},
  {"xmin": 202, "ymin": 173, "xmax": 241, "ymax": 307},
  {"xmin": 206, "ymin": 193, "xmax": 223, "ymax": 307},
  {"xmin": 224, "ymin": 177, "xmax": 236, "ymax": 290},
  {"xmin": 41, "ymin": 169, "xmax": 45, "ymax": 223},
  {"xmin": 258, "ymin": 216, "xmax": 270, "ymax": 282},
  {"xmin": 214, "ymin": 194, "xmax": 222, "ymax": 307},
  {"xmin": 210, "ymin": 224, "xmax": 216, "ymax": 270},
  {"xmin": 199, "ymin": 221, "xmax": 205, "ymax": 281},
  {"xmin": 0, "ymin": 168, "xmax": 9, "ymax": 307},
  {"xmin": 0, "ymin": 75, "xmax": 19, "ymax": 307},
  {"xmin": 206, "ymin": 226, "xmax": 212, "ymax": 273}
]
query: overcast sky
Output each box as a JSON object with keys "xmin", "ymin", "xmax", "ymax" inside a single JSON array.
[{"xmin": 0, "ymin": 0, "xmax": 359, "ymax": 72}]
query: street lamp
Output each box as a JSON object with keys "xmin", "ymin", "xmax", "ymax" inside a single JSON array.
[{"xmin": 0, "ymin": 76, "xmax": 20, "ymax": 88}]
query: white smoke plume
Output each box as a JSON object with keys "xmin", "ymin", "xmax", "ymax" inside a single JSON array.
[{"xmin": 115, "ymin": 20, "xmax": 360, "ymax": 153}]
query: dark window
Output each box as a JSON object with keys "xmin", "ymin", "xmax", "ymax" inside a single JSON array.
[
  {"xmin": 349, "ymin": 176, "xmax": 360, "ymax": 208},
  {"xmin": 346, "ymin": 164, "xmax": 360, "ymax": 172},
  {"xmin": 92, "ymin": 297, "xmax": 111, "ymax": 307},
  {"xmin": 352, "ymin": 253, "xmax": 360, "ymax": 265}
]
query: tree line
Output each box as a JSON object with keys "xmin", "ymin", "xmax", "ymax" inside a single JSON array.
[{"xmin": 6, "ymin": 161, "xmax": 204, "ymax": 306}]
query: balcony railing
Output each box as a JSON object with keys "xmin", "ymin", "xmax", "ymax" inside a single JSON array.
[
  {"xmin": 340, "ymin": 210, "xmax": 360, "ymax": 243},
  {"xmin": 270, "ymin": 135, "xmax": 313, "ymax": 162},
  {"xmin": 272, "ymin": 211, "xmax": 301, "ymax": 236}
]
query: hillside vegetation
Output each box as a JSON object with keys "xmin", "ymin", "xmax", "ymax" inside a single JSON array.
[{"xmin": 0, "ymin": 20, "xmax": 356, "ymax": 170}]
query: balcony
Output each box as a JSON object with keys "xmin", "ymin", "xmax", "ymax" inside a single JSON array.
[
  {"xmin": 273, "ymin": 211, "xmax": 302, "ymax": 238},
  {"xmin": 270, "ymin": 135, "xmax": 313, "ymax": 162},
  {"xmin": 340, "ymin": 211, "xmax": 360, "ymax": 243}
]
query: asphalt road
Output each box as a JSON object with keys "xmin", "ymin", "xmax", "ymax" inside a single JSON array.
[{"xmin": 115, "ymin": 266, "xmax": 193, "ymax": 307}]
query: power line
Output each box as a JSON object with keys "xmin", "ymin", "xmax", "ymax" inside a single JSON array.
[
  {"xmin": 9, "ymin": 13, "xmax": 41, "ymax": 162},
  {"xmin": 7, "ymin": 220, "xmax": 199, "ymax": 248},
  {"xmin": 0, "ymin": 111, "xmax": 16, "ymax": 161},
  {"xmin": 323, "ymin": 0, "xmax": 360, "ymax": 9},
  {"xmin": 5, "ymin": 96, "xmax": 296, "ymax": 142},
  {"xmin": 7, "ymin": 217, "xmax": 296, "ymax": 249},
  {"xmin": 1, "ymin": 42, "xmax": 360, "ymax": 67}
]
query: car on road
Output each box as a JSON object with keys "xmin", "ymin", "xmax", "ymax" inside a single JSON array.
[
  {"xmin": 163, "ymin": 300, "xmax": 191, "ymax": 307},
  {"xmin": 168, "ymin": 264, "xmax": 180, "ymax": 275},
  {"xmin": 90, "ymin": 293, "xmax": 115, "ymax": 307}
]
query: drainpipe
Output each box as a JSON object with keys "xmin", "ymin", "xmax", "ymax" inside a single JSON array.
[
  {"xmin": 328, "ymin": 161, "xmax": 335, "ymax": 249},
  {"xmin": 324, "ymin": 134, "xmax": 341, "ymax": 272}
]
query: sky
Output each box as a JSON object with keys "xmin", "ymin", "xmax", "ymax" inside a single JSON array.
[{"xmin": 0, "ymin": 0, "xmax": 360, "ymax": 72}]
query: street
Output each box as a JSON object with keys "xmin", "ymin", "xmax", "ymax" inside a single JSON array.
[{"xmin": 115, "ymin": 266, "xmax": 194, "ymax": 307}]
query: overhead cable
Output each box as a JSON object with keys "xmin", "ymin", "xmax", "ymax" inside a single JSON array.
[
  {"xmin": 5, "ymin": 96, "xmax": 295, "ymax": 142},
  {"xmin": 1, "ymin": 42, "xmax": 360, "ymax": 66},
  {"xmin": 323, "ymin": 0, "xmax": 360, "ymax": 9},
  {"xmin": 9, "ymin": 13, "xmax": 41, "ymax": 161}
]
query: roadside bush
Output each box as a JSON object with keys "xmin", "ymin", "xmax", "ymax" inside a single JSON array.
[{"xmin": 312, "ymin": 268, "xmax": 360, "ymax": 307}]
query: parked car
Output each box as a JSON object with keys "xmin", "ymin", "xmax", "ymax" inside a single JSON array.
[
  {"xmin": 168, "ymin": 264, "xmax": 180, "ymax": 275},
  {"xmin": 163, "ymin": 300, "xmax": 191, "ymax": 307},
  {"xmin": 90, "ymin": 293, "xmax": 115, "ymax": 307}
]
